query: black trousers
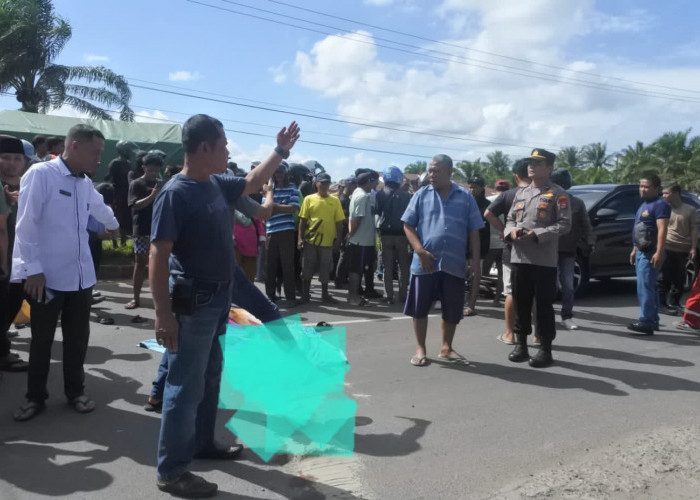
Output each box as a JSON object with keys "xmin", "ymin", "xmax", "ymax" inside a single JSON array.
[
  {"xmin": 511, "ymin": 263, "xmax": 557, "ymax": 344},
  {"xmin": 0, "ymin": 279, "xmax": 24, "ymax": 357},
  {"xmin": 265, "ymin": 230, "xmax": 296, "ymax": 301},
  {"xmin": 26, "ymin": 287, "xmax": 92, "ymax": 403},
  {"xmin": 658, "ymin": 249, "xmax": 688, "ymax": 307}
]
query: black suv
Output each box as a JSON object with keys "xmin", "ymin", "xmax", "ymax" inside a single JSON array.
[{"xmin": 568, "ymin": 184, "xmax": 700, "ymax": 292}]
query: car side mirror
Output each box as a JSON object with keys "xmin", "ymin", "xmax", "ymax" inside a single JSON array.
[{"xmin": 594, "ymin": 207, "xmax": 618, "ymax": 220}]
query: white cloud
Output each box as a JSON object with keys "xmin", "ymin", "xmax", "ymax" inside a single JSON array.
[
  {"xmin": 133, "ymin": 110, "xmax": 173, "ymax": 123},
  {"xmin": 268, "ymin": 63, "xmax": 288, "ymax": 84},
  {"xmin": 292, "ymin": 1, "xmax": 700, "ymax": 163},
  {"xmin": 168, "ymin": 71, "xmax": 203, "ymax": 82},
  {"xmin": 84, "ymin": 53, "xmax": 110, "ymax": 63}
]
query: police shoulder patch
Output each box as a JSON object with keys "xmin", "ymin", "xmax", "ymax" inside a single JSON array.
[{"xmin": 557, "ymin": 195, "xmax": 568, "ymax": 209}]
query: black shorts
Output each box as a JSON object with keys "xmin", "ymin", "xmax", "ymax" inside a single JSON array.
[{"xmin": 347, "ymin": 244, "xmax": 376, "ymax": 274}]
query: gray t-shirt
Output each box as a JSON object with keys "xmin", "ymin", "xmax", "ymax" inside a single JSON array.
[{"xmin": 348, "ymin": 188, "xmax": 376, "ymax": 246}]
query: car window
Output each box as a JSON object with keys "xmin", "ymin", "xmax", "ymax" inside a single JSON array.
[{"xmin": 600, "ymin": 191, "xmax": 637, "ymax": 218}]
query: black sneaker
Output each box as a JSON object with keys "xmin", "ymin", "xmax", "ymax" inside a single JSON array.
[
  {"xmin": 528, "ymin": 349, "xmax": 554, "ymax": 368},
  {"xmin": 157, "ymin": 472, "xmax": 217, "ymax": 498},
  {"xmin": 627, "ymin": 321, "xmax": 654, "ymax": 336}
]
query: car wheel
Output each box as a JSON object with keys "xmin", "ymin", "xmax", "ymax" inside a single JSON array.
[
  {"xmin": 685, "ymin": 257, "xmax": 697, "ymax": 291},
  {"xmin": 574, "ymin": 254, "xmax": 589, "ymax": 294}
]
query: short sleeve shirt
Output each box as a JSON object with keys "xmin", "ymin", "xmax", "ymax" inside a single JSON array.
[
  {"xmin": 635, "ymin": 197, "xmax": 671, "ymax": 233},
  {"xmin": 348, "ymin": 188, "xmax": 376, "ymax": 246},
  {"xmin": 128, "ymin": 177, "xmax": 158, "ymax": 237},
  {"xmin": 486, "ymin": 188, "xmax": 519, "ymax": 264},
  {"xmin": 298, "ymin": 193, "xmax": 346, "ymax": 247},
  {"xmin": 665, "ymin": 202, "xmax": 697, "ymax": 252},
  {"xmin": 151, "ymin": 173, "xmax": 245, "ymax": 281},
  {"xmin": 401, "ymin": 183, "xmax": 484, "ymax": 278}
]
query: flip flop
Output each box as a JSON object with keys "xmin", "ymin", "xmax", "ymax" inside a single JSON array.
[
  {"xmin": 464, "ymin": 307, "xmax": 477, "ymax": 317},
  {"xmin": 437, "ymin": 354, "xmax": 469, "ymax": 365},
  {"xmin": 410, "ymin": 355, "xmax": 428, "ymax": 366},
  {"xmin": 496, "ymin": 335, "xmax": 515, "ymax": 345},
  {"xmin": 68, "ymin": 395, "xmax": 96, "ymax": 414},
  {"xmin": 125, "ymin": 300, "xmax": 140, "ymax": 310},
  {"xmin": 14, "ymin": 400, "xmax": 46, "ymax": 422}
]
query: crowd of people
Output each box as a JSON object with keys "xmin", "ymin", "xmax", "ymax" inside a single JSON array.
[{"xmin": 1, "ymin": 114, "xmax": 699, "ymax": 497}]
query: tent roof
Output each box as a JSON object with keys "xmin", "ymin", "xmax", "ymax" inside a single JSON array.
[{"xmin": 0, "ymin": 109, "xmax": 181, "ymax": 144}]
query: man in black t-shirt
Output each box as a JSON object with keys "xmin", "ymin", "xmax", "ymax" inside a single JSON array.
[
  {"xmin": 483, "ymin": 159, "xmax": 530, "ymax": 344},
  {"xmin": 125, "ymin": 153, "xmax": 163, "ymax": 309}
]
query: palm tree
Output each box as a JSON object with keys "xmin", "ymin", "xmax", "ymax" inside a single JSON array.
[
  {"xmin": 404, "ymin": 161, "xmax": 426, "ymax": 174},
  {"xmin": 582, "ymin": 142, "xmax": 614, "ymax": 170},
  {"xmin": 455, "ymin": 158, "xmax": 485, "ymax": 181},
  {"xmin": 556, "ymin": 146, "xmax": 582, "ymax": 170},
  {"xmin": 0, "ymin": 0, "xmax": 133, "ymax": 121},
  {"xmin": 486, "ymin": 150, "xmax": 510, "ymax": 177}
]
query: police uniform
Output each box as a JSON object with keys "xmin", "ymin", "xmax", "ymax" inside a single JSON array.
[{"xmin": 504, "ymin": 149, "xmax": 571, "ymax": 365}]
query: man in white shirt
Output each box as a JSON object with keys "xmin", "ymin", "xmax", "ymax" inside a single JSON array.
[{"xmin": 11, "ymin": 124, "xmax": 119, "ymax": 422}]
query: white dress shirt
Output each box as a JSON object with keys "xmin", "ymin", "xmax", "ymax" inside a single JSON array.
[{"xmin": 11, "ymin": 157, "xmax": 119, "ymax": 291}]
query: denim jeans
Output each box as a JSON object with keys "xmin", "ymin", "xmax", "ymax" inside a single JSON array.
[
  {"xmin": 157, "ymin": 282, "xmax": 232, "ymax": 480},
  {"xmin": 636, "ymin": 250, "xmax": 660, "ymax": 327},
  {"xmin": 151, "ymin": 267, "xmax": 281, "ymax": 401},
  {"xmin": 557, "ymin": 255, "xmax": 575, "ymax": 320}
]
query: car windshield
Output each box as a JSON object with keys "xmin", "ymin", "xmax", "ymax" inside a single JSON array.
[{"xmin": 568, "ymin": 188, "xmax": 609, "ymax": 210}]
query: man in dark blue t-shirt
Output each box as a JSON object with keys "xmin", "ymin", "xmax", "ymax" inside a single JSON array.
[
  {"xmin": 150, "ymin": 114, "xmax": 299, "ymax": 498},
  {"xmin": 628, "ymin": 173, "xmax": 671, "ymax": 335}
]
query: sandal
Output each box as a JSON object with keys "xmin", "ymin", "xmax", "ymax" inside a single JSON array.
[
  {"xmin": 98, "ymin": 317, "xmax": 115, "ymax": 325},
  {"xmin": 14, "ymin": 400, "xmax": 46, "ymax": 422},
  {"xmin": 125, "ymin": 300, "xmax": 140, "ymax": 310},
  {"xmin": 464, "ymin": 307, "xmax": 477, "ymax": 317},
  {"xmin": 144, "ymin": 399, "xmax": 163, "ymax": 413},
  {"xmin": 410, "ymin": 355, "xmax": 428, "ymax": 366},
  {"xmin": 68, "ymin": 395, "xmax": 96, "ymax": 414}
]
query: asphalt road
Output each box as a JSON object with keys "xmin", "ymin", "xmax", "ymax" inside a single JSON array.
[{"xmin": 1, "ymin": 277, "xmax": 699, "ymax": 499}]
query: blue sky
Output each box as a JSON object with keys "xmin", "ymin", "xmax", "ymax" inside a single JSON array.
[{"xmin": 2, "ymin": 0, "xmax": 700, "ymax": 181}]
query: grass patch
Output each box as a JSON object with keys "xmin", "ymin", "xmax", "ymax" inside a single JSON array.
[{"xmin": 101, "ymin": 239, "xmax": 134, "ymax": 264}]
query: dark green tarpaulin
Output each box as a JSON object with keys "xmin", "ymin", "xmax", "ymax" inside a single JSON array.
[{"xmin": 0, "ymin": 110, "xmax": 183, "ymax": 180}]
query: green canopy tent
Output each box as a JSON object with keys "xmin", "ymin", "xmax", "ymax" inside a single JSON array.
[{"xmin": 0, "ymin": 110, "xmax": 183, "ymax": 180}]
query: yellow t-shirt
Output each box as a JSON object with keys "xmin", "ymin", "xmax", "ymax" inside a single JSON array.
[{"xmin": 298, "ymin": 193, "xmax": 346, "ymax": 247}]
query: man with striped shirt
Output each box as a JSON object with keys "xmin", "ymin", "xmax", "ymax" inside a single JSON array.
[{"xmin": 263, "ymin": 162, "xmax": 300, "ymax": 304}]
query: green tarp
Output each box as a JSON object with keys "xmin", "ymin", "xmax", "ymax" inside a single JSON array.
[{"xmin": 0, "ymin": 110, "xmax": 183, "ymax": 180}]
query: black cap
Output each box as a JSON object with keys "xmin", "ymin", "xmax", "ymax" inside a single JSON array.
[
  {"xmin": 530, "ymin": 148, "xmax": 556, "ymax": 164},
  {"xmin": 315, "ymin": 172, "xmax": 331, "ymax": 183},
  {"xmin": 468, "ymin": 175, "xmax": 485, "ymax": 186},
  {"xmin": 0, "ymin": 135, "xmax": 24, "ymax": 155}
]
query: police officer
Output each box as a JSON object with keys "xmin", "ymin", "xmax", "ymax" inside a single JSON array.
[{"xmin": 504, "ymin": 148, "xmax": 571, "ymax": 367}]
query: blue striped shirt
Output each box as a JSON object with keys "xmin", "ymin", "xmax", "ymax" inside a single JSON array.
[
  {"xmin": 401, "ymin": 182, "xmax": 484, "ymax": 278},
  {"xmin": 264, "ymin": 185, "xmax": 299, "ymax": 234}
]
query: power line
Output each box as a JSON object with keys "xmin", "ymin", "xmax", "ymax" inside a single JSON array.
[
  {"xmin": 128, "ymin": 77, "xmax": 554, "ymax": 148},
  {"xmin": 189, "ymin": 0, "xmax": 700, "ymax": 104},
  {"xmin": 130, "ymin": 82, "xmax": 542, "ymax": 150},
  {"xmin": 264, "ymin": 0, "xmax": 700, "ymax": 96}
]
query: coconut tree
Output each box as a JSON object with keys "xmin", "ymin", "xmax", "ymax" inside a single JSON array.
[
  {"xmin": 0, "ymin": 0, "xmax": 133, "ymax": 121},
  {"xmin": 556, "ymin": 146, "xmax": 583, "ymax": 170},
  {"xmin": 486, "ymin": 150, "xmax": 510, "ymax": 177},
  {"xmin": 582, "ymin": 142, "xmax": 614, "ymax": 170}
]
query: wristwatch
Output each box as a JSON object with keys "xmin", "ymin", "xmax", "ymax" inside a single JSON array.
[{"xmin": 274, "ymin": 146, "xmax": 290, "ymax": 159}]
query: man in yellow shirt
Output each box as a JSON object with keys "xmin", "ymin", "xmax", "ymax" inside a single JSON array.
[{"xmin": 298, "ymin": 172, "xmax": 345, "ymax": 304}]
